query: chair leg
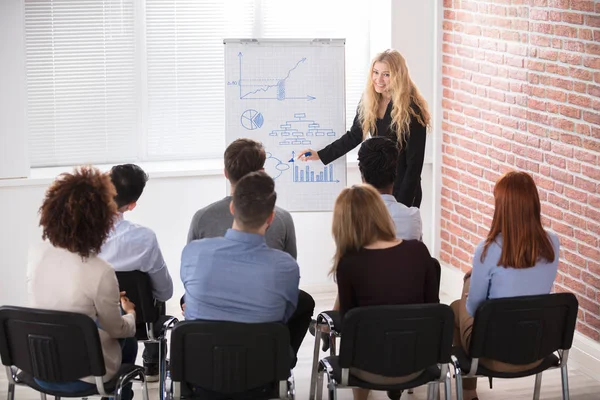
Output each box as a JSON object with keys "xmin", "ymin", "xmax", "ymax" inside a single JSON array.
[
  {"xmin": 158, "ymin": 339, "xmax": 165, "ymax": 400},
  {"xmin": 316, "ymin": 369, "xmax": 324, "ymax": 400},
  {"xmin": 39, "ymin": 393, "xmax": 47, "ymax": 400},
  {"xmin": 533, "ymin": 372, "xmax": 543, "ymax": 400},
  {"xmin": 427, "ymin": 382, "xmax": 440, "ymax": 400},
  {"xmin": 454, "ymin": 373, "xmax": 464, "ymax": 400},
  {"xmin": 561, "ymin": 365, "xmax": 570, "ymax": 400},
  {"xmin": 444, "ymin": 373, "xmax": 452, "ymax": 400},
  {"xmin": 326, "ymin": 372, "xmax": 337, "ymax": 400},
  {"xmin": 7, "ymin": 383, "xmax": 15, "ymax": 400},
  {"xmin": 309, "ymin": 330, "xmax": 321, "ymax": 400}
]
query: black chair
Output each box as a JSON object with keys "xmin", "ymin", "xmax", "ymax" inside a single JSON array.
[
  {"xmin": 314, "ymin": 304, "xmax": 455, "ymax": 400},
  {"xmin": 0, "ymin": 306, "xmax": 148, "ymax": 400},
  {"xmin": 168, "ymin": 320, "xmax": 295, "ymax": 399},
  {"xmin": 115, "ymin": 271, "xmax": 178, "ymax": 400},
  {"xmin": 453, "ymin": 293, "xmax": 579, "ymax": 400},
  {"xmin": 309, "ymin": 257, "xmax": 443, "ymax": 400}
]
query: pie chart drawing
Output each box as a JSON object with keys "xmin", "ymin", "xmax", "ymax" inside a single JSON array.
[{"xmin": 241, "ymin": 109, "xmax": 264, "ymax": 130}]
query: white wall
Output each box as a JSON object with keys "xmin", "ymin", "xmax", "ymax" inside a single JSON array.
[
  {"xmin": 391, "ymin": 0, "xmax": 441, "ymax": 256},
  {"xmin": 0, "ymin": 0, "xmax": 28, "ymax": 179}
]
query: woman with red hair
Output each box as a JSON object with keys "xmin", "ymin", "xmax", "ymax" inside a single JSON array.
[{"xmin": 451, "ymin": 171, "xmax": 560, "ymax": 400}]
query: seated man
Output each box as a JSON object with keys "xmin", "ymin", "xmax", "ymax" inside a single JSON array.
[
  {"xmin": 99, "ymin": 164, "xmax": 174, "ymax": 381},
  {"xmin": 181, "ymin": 171, "xmax": 300, "ymax": 360},
  {"xmin": 185, "ymin": 138, "xmax": 314, "ymax": 355},
  {"xmin": 358, "ymin": 136, "xmax": 423, "ymax": 241}
]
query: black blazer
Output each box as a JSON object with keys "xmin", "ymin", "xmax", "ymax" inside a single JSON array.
[{"xmin": 317, "ymin": 101, "xmax": 427, "ymax": 208}]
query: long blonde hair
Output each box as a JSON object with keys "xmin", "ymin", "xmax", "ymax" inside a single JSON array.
[
  {"xmin": 330, "ymin": 184, "xmax": 396, "ymax": 277},
  {"xmin": 359, "ymin": 49, "xmax": 431, "ymax": 147}
]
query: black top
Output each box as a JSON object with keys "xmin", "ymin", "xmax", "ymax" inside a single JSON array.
[
  {"xmin": 335, "ymin": 240, "xmax": 439, "ymax": 320},
  {"xmin": 317, "ymin": 102, "xmax": 427, "ymax": 207}
]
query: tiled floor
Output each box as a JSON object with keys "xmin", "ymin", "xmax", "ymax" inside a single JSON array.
[{"xmin": 2, "ymin": 286, "xmax": 599, "ymax": 399}]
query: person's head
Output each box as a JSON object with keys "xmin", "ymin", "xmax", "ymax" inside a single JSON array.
[
  {"xmin": 230, "ymin": 171, "xmax": 276, "ymax": 233},
  {"xmin": 359, "ymin": 49, "xmax": 431, "ymax": 144},
  {"xmin": 358, "ymin": 137, "xmax": 398, "ymax": 193},
  {"xmin": 482, "ymin": 171, "xmax": 555, "ymax": 268},
  {"xmin": 110, "ymin": 164, "xmax": 149, "ymax": 211},
  {"xmin": 39, "ymin": 166, "xmax": 117, "ymax": 259},
  {"xmin": 331, "ymin": 184, "xmax": 396, "ymax": 276},
  {"xmin": 224, "ymin": 138, "xmax": 266, "ymax": 185}
]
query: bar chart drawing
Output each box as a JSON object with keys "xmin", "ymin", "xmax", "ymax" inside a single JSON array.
[
  {"xmin": 288, "ymin": 151, "xmax": 339, "ymax": 183},
  {"xmin": 270, "ymin": 113, "xmax": 335, "ymax": 146}
]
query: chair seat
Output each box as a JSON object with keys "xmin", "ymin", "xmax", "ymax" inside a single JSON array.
[
  {"xmin": 452, "ymin": 347, "xmax": 560, "ymax": 378},
  {"xmin": 322, "ymin": 356, "xmax": 442, "ymax": 391},
  {"xmin": 15, "ymin": 364, "xmax": 141, "ymax": 397}
]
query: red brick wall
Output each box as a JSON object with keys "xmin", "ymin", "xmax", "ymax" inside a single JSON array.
[{"xmin": 441, "ymin": 0, "xmax": 600, "ymax": 340}]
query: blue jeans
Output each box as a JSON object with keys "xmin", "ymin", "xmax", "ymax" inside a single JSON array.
[{"xmin": 35, "ymin": 337, "xmax": 138, "ymax": 400}]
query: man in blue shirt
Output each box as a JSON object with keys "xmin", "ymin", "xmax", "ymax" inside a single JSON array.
[
  {"xmin": 99, "ymin": 164, "xmax": 174, "ymax": 381},
  {"xmin": 181, "ymin": 171, "xmax": 300, "ymax": 347}
]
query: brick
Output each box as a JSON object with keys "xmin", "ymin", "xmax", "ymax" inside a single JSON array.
[
  {"xmin": 587, "ymin": 43, "xmax": 600, "ymax": 56},
  {"xmin": 565, "ymin": 186, "xmax": 588, "ymax": 202},
  {"xmin": 581, "ymin": 244, "xmax": 600, "ymax": 262},
  {"xmin": 550, "ymin": 167, "xmax": 574, "ymax": 184},
  {"xmin": 574, "ymin": 149, "xmax": 598, "ymax": 164},
  {"xmin": 563, "ymin": 12, "xmax": 585, "ymax": 25},
  {"xmin": 547, "ymin": 0, "xmax": 569, "ymax": 8},
  {"xmin": 590, "ymin": 85, "xmax": 600, "ymax": 98},
  {"xmin": 575, "ymin": 176, "xmax": 597, "ymax": 192},
  {"xmin": 555, "ymin": 25, "xmax": 578, "ymax": 38},
  {"xmin": 571, "ymin": 0, "xmax": 595, "ymax": 12},
  {"xmin": 583, "ymin": 57, "xmax": 600, "ymax": 69},
  {"xmin": 584, "ymin": 111, "xmax": 600, "ymax": 125},
  {"xmin": 568, "ymin": 93, "xmax": 592, "ymax": 108},
  {"xmin": 576, "ymin": 230, "xmax": 599, "ymax": 248},
  {"xmin": 583, "ymin": 165, "xmax": 600, "ymax": 180},
  {"xmin": 586, "ymin": 15, "xmax": 600, "ymax": 28},
  {"xmin": 554, "ymin": 118, "xmax": 576, "ymax": 132},
  {"xmin": 560, "ymin": 105, "xmax": 581, "ymax": 119}
]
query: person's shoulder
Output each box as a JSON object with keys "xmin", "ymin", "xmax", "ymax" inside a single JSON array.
[
  {"xmin": 274, "ymin": 205, "xmax": 293, "ymax": 220},
  {"xmin": 399, "ymin": 239, "xmax": 429, "ymax": 255},
  {"xmin": 192, "ymin": 197, "xmax": 230, "ymax": 220},
  {"xmin": 264, "ymin": 246, "xmax": 298, "ymax": 268},
  {"xmin": 185, "ymin": 236, "xmax": 226, "ymax": 250},
  {"xmin": 545, "ymin": 230, "xmax": 560, "ymax": 245}
]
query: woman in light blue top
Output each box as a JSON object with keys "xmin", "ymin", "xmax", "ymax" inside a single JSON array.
[{"xmin": 451, "ymin": 171, "xmax": 559, "ymax": 400}]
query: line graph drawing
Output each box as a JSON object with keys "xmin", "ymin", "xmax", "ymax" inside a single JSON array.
[
  {"xmin": 227, "ymin": 52, "xmax": 317, "ymax": 101},
  {"xmin": 269, "ymin": 113, "xmax": 335, "ymax": 146},
  {"xmin": 240, "ymin": 109, "xmax": 264, "ymax": 130},
  {"xmin": 288, "ymin": 151, "xmax": 340, "ymax": 183},
  {"xmin": 265, "ymin": 152, "xmax": 291, "ymax": 180}
]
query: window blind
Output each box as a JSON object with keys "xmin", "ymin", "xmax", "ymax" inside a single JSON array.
[
  {"xmin": 144, "ymin": 0, "xmax": 255, "ymax": 160},
  {"xmin": 25, "ymin": 0, "xmax": 138, "ymax": 167}
]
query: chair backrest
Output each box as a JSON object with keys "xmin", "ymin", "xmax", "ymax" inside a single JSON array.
[
  {"xmin": 431, "ymin": 257, "xmax": 442, "ymax": 294},
  {"xmin": 469, "ymin": 293, "xmax": 579, "ymax": 364},
  {"xmin": 170, "ymin": 320, "xmax": 290, "ymax": 394},
  {"xmin": 339, "ymin": 304, "xmax": 454, "ymax": 376},
  {"xmin": 115, "ymin": 270, "xmax": 158, "ymax": 324},
  {"xmin": 0, "ymin": 306, "xmax": 106, "ymax": 382}
]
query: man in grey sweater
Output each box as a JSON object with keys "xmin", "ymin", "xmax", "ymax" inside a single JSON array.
[
  {"xmin": 187, "ymin": 139, "xmax": 296, "ymax": 257},
  {"xmin": 185, "ymin": 138, "xmax": 314, "ymax": 360}
]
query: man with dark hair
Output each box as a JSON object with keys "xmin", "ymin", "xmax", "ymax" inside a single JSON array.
[
  {"xmin": 181, "ymin": 171, "xmax": 301, "ymax": 360},
  {"xmin": 187, "ymin": 138, "xmax": 296, "ymax": 257},
  {"xmin": 99, "ymin": 164, "xmax": 173, "ymax": 381},
  {"xmin": 358, "ymin": 137, "xmax": 422, "ymax": 240},
  {"xmin": 185, "ymin": 138, "xmax": 314, "ymax": 358}
]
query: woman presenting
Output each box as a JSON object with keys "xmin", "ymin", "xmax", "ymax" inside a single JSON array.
[{"xmin": 298, "ymin": 49, "xmax": 430, "ymax": 208}]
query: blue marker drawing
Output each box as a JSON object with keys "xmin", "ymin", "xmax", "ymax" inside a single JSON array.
[
  {"xmin": 240, "ymin": 109, "xmax": 264, "ymax": 130},
  {"xmin": 227, "ymin": 53, "xmax": 317, "ymax": 101},
  {"xmin": 269, "ymin": 113, "xmax": 335, "ymax": 146},
  {"xmin": 288, "ymin": 151, "xmax": 340, "ymax": 183},
  {"xmin": 265, "ymin": 152, "xmax": 291, "ymax": 180}
]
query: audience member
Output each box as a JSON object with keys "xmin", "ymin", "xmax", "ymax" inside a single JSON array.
[
  {"xmin": 185, "ymin": 138, "xmax": 314, "ymax": 354},
  {"xmin": 27, "ymin": 166, "xmax": 137, "ymax": 400},
  {"xmin": 358, "ymin": 136, "xmax": 422, "ymax": 240},
  {"xmin": 332, "ymin": 184, "xmax": 439, "ymax": 400},
  {"xmin": 181, "ymin": 172, "xmax": 304, "ymax": 368},
  {"xmin": 451, "ymin": 171, "xmax": 560, "ymax": 400},
  {"xmin": 99, "ymin": 164, "xmax": 173, "ymax": 381}
]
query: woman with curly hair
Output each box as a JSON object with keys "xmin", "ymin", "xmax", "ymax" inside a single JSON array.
[
  {"xmin": 27, "ymin": 166, "xmax": 137, "ymax": 399},
  {"xmin": 298, "ymin": 49, "xmax": 430, "ymax": 208}
]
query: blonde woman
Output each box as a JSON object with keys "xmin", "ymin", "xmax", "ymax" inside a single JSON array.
[
  {"xmin": 299, "ymin": 49, "xmax": 430, "ymax": 208},
  {"xmin": 332, "ymin": 184, "xmax": 438, "ymax": 400}
]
